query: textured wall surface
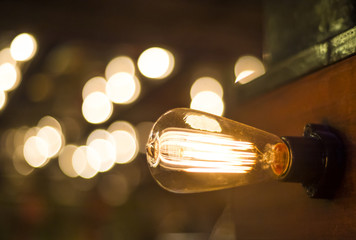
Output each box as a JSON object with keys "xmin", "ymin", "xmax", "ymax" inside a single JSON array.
[{"xmin": 229, "ymin": 54, "xmax": 356, "ymax": 239}]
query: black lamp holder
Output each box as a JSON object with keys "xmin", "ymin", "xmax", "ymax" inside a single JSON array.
[{"xmin": 278, "ymin": 124, "xmax": 345, "ymax": 198}]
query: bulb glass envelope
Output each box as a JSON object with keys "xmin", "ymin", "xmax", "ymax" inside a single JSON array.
[{"xmin": 146, "ymin": 108, "xmax": 290, "ymax": 193}]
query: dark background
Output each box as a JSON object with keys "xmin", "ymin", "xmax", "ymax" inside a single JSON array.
[{"xmin": 0, "ymin": 1, "xmax": 262, "ymax": 239}]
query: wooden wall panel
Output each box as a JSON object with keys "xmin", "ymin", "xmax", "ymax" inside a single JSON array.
[{"xmin": 229, "ymin": 55, "xmax": 356, "ymax": 239}]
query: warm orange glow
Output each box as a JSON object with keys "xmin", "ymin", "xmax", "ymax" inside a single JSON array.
[{"xmin": 151, "ymin": 128, "xmax": 257, "ymax": 173}]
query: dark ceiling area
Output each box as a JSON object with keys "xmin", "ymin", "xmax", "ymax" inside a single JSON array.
[{"xmin": 0, "ymin": 1, "xmax": 263, "ymax": 239}]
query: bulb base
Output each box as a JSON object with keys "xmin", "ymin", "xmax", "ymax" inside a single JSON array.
[{"xmin": 279, "ymin": 124, "xmax": 345, "ymax": 198}]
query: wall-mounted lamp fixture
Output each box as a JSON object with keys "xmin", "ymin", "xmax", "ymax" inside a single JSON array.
[{"xmin": 146, "ymin": 108, "xmax": 344, "ymax": 198}]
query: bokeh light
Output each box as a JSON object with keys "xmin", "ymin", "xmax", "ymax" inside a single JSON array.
[
  {"xmin": 82, "ymin": 76, "xmax": 107, "ymax": 100},
  {"xmin": 87, "ymin": 129, "xmax": 116, "ymax": 172},
  {"xmin": 137, "ymin": 47, "xmax": 175, "ymax": 79},
  {"xmin": 87, "ymin": 129, "xmax": 114, "ymax": 145},
  {"xmin": 88, "ymin": 138, "xmax": 116, "ymax": 172},
  {"xmin": 0, "ymin": 62, "xmax": 21, "ymax": 91},
  {"xmin": 190, "ymin": 91, "xmax": 224, "ymax": 116},
  {"xmin": 13, "ymin": 145, "xmax": 34, "ymax": 176},
  {"xmin": 111, "ymin": 130, "xmax": 138, "ymax": 164},
  {"xmin": 105, "ymin": 72, "xmax": 141, "ymax": 104},
  {"xmin": 10, "ymin": 33, "xmax": 37, "ymax": 61},
  {"xmin": 108, "ymin": 121, "xmax": 138, "ymax": 163},
  {"xmin": 58, "ymin": 145, "xmax": 79, "ymax": 178},
  {"xmin": 37, "ymin": 116, "xmax": 62, "ymax": 132},
  {"xmin": 24, "ymin": 127, "xmax": 40, "ymax": 142},
  {"xmin": 0, "ymin": 48, "xmax": 16, "ymax": 65},
  {"xmin": 0, "ymin": 91, "xmax": 7, "ymax": 110},
  {"xmin": 23, "ymin": 136, "xmax": 49, "ymax": 168},
  {"xmin": 108, "ymin": 121, "xmax": 137, "ymax": 137},
  {"xmin": 82, "ymin": 91, "xmax": 113, "ymax": 124},
  {"xmin": 72, "ymin": 146, "xmax": 99, "ymax": 179},
  {"xmin": 190, "ymin": 77, "xmax": 223, "ymax": 99},
  {"xmin": 105, "ymin": 56, "xmax": 135, "ymax": 79},
  {"xmin": 37, "ymin": 126, "xmax": 63, "ymax": 158},
  {"xmin": 234, "ymin": 55, "xmax": 265, "ymax": 84}
]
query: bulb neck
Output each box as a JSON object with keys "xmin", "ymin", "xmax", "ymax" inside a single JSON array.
[{"xmin": 278, "ymin": 124, "xmax": 345, "ymax": 198}]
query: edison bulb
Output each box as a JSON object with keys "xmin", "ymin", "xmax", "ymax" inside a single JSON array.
[{"xmin": 146, "ymin": 108, "xmax": 290, "ymax": 193}]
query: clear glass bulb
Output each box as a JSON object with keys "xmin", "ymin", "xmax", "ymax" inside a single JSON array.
[{"xmin": 146, "ymin": 108, "xmax": 290, "ymax": 193}]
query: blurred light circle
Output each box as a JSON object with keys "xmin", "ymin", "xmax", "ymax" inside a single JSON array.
[
  {"xmin": 125, "ymin": 75, "xmax": 141, "ymax": 104},
  {"xmin": 82, "ymin": 76, "xmax": 107, "ymax": 100},
  {"xmin": 23, "ymin": 136, "xmax": 49, "ymax": 168},
  {"xmin": 190, "ymin": 91, "xmax": 224, "ymax": 116},
  {"xmin": 190, "ymin": 77, "xmax": 223, "ymax": 99},
  {"xmin": 137, "ymin": 47, "xmax": 174, "ymax": 79},
  {"xmin": 58, "ymin": 145, "xmax": 78, "ymax": 178},
  {"xmin": 10, "ymin": 33, "xmax": 37, "ymax": 61},
  {"xmin": 0, "ymin": 63, "xmax": 21, "ymax": 91},
  {"xmin": 111, "ymin": 130, "xmax": 138, "ymax": 164},
  {"xmin": 13, "ymin": 126, "xmax": 29, "ymax": 148},
  {"xmin": 37, "ymin": 115, "xmax": 62, "ymax": 132},
  {"xmin": 234, "ymin": 55, "xmax": 265, "ymax": 84},
  {"xmin": 0, "ymin": 48, "xmax": 16, "ymax": 65},
  {"xmin": 108, "ymin": 121, "xmax": 137, "ymax": 137},
  {"xmin": 13, "ymin": 145, "xmax": 34, "ymax": 176},
  {"xmin": 0, "ymin": 91, "xmax": 7, "ymax": 110},
  {"xmin": 72, "ymin": 146, "xmax": 99, "ymax": 179},
  {"xmin": 87, "ymin": 129, "xmax": 113, "ymax": 144},
  {"xmin": 106, "ymin": 72, "xmax": 140, "ymax": 104},
  {"xmin": 105, "ymin": 56, "xmax": 135, "ymax": 79},
  {"xmin": 82, "ymin": 92, "xmax": 113, "ymax": 124},
  {"xmin": 88, "ymin": 138, "xmax": 116, "ymax": 172},
  {"xmin": 37, "ymin": 126, "xmax": 63, "ymax": 158},
  {"xmin": 24, "ymin": 127, "xmax": 40, "ymax": 142}
]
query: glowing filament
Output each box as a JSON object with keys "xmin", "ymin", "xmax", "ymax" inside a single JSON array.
[{"xmin": 155, "ymin": 128, "xmax": 257, "ymax": 173}]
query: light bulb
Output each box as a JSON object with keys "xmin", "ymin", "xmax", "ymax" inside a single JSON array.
[
  {"xmin": 146, "ymin": 108, "xmax": 289, "ymax": 193},
  {"xmin": 146, "ymin": 108, "xmax": 344, "ymax": 198}
]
